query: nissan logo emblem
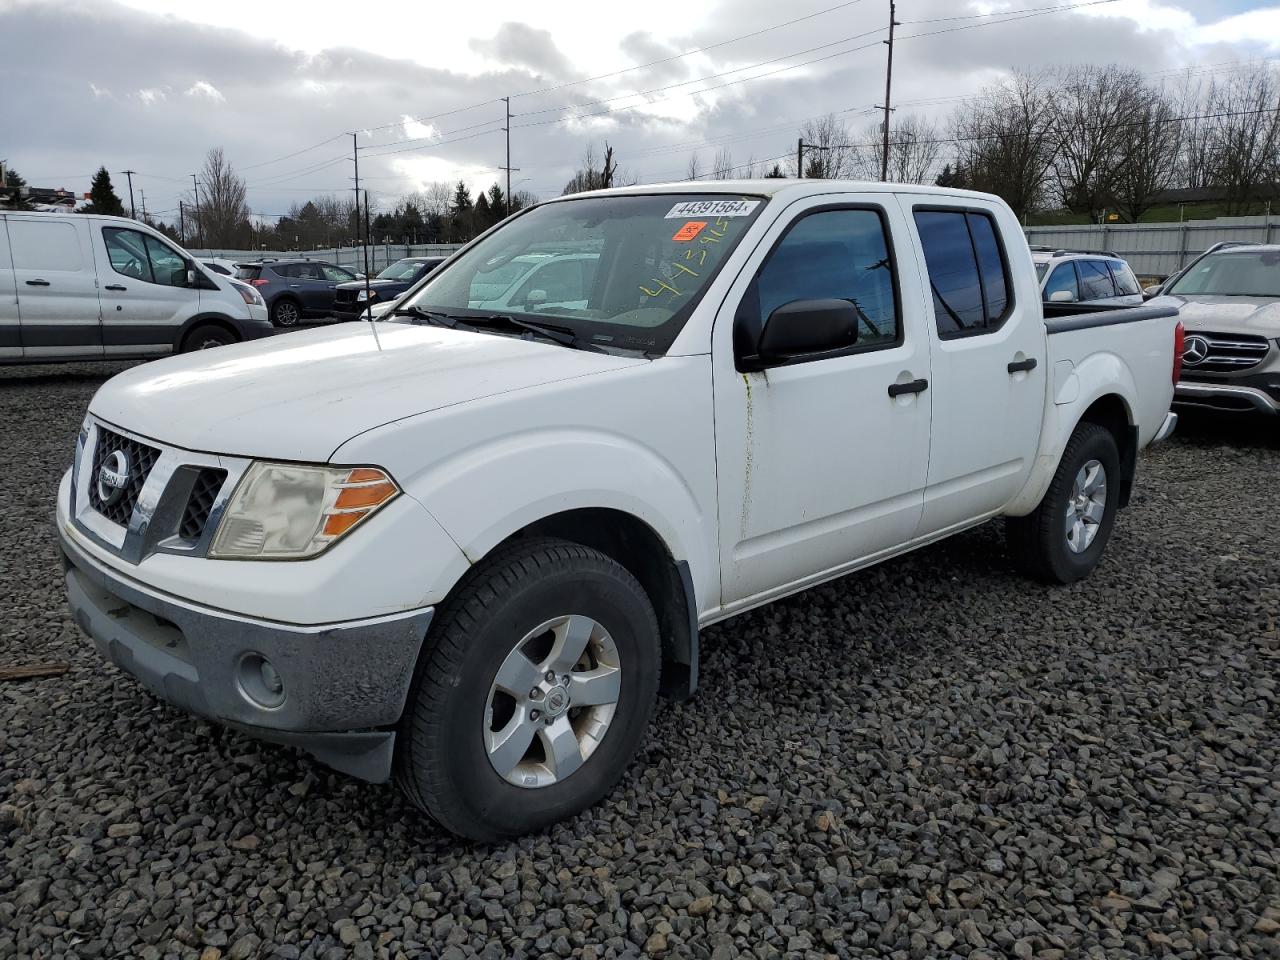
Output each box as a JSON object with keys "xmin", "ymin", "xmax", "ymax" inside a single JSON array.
[
  {"xmin": 1182, "ymin": 335, "xmax": 1210, "ymax": 366},
  {"xmin": 97, "ymin": 450, "xmax": 131, "ymax": 505}
]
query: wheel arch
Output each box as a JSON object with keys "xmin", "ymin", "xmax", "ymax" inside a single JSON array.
[
  {"xmin": 173, "ymin": 312, "xmax": 242, "ymax": 352},
  {"xmin": 482, "ymin": 507, "xmax": 699, "ymax": 700},
  {"xmin": 1076, "ymin": 393, "xmax": 1138, "ymax": 507}
]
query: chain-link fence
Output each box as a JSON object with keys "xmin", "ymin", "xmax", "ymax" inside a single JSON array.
[{"xmin": 188, "ymin": 244, "xmax": 464, "ymax": 274}]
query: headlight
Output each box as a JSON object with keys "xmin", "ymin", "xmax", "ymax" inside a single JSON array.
[
  {"xmin": 209, "ymin": 463, "xmax": 399, "ymax": 560},
  {"xmin": 356, "ymin": 289, "xmax": 377, "ymax": 301}
]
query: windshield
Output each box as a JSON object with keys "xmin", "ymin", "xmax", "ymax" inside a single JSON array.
[
  {"xmin": 378, "ymin": 259, "xmax": 423, "ymax": 281},
  {"xmin": 400, "ymin": 193, "xmax": 766, "ymax": 353},
  {"xmin": 1169, "ymin": 250, "xmax": 1280, "ymax": 298}
]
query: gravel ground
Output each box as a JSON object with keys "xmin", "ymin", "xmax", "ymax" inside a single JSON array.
[{"xmin": 2, "ymin": 363, "xmax": 1278, "ymax": 960}]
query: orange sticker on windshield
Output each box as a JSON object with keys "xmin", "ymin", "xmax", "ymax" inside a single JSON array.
[{"xmin": 672, "ymin": 221, "xmax": 707, "ymax": 242}]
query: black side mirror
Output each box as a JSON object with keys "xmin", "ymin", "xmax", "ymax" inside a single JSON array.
[{"xmin": 740, "ymin": 298, "xmax": 859, "ymax": 370}]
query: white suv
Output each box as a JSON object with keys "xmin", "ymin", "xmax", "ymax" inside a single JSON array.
[
  {"xmin": 1031, "ymin": 248, "xmax": 1144, "ymax": 308},
  {"xmin": 0, "ymin": 212, "xmax": 273, "ymax": 362}
]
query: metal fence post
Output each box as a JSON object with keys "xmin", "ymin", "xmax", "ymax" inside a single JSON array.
[{"xmin": 1177, "ymin": 224, "xmax": 1188, "ymax": 269}]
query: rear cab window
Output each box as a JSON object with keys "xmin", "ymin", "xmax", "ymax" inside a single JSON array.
[{"xmin": 912, "ymin": 207, "xmax": 1014, "ymax": 338}]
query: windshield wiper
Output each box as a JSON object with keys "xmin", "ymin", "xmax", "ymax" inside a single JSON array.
[
  {"xmin": 390, "ymin": 305, "xmax": 462, "ymax": 328},
  {"xmin": 462, "ymin": 313, "xmax": 603, "ymax": 352}
]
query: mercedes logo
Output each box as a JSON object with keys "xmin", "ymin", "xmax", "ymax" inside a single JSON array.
[
  {"xmin": 97, "ymin": 450, "xmax": 131, "ymax": 505},
  {"xmin": 1183, "ymin": 335, "xmax": 1210, "ymax": 366}
]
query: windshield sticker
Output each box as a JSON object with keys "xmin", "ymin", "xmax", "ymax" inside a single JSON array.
[
  {"xmin": 672, "ymin": 221, "xmax": 708, "ymax": 242},
  {"xmin": 665, "ymin": 198, "xmax": 760, "ymax": 219}
]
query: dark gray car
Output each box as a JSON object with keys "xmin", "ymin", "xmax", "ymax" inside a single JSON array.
[{"xmin": 236, "ymin": 259, "xmax": 359, "ymax": 327}]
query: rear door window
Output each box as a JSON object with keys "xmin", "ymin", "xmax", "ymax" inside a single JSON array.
[
  {"xmin": 1043, "ymin": 263, "xmax": 1079, "ymax": 301},
  {"xmin": 1077, "ymin": 260, "xmax": 1117, "ymax": 300},
  {"xmin": 913, "ymin": 208, "xmax": 1013, "ymax": 337}
]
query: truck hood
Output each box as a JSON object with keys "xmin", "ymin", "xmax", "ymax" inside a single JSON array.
[
  {"xmin": 1164, "ymin": 294, "xmax": 1280, "ymax": 334},
  {"xmin": 90, "ymin": 322, "xmax": 646, "ymax": 461}
]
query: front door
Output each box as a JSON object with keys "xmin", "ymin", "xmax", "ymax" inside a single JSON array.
[
  {"xmin": 98, "ymin": 225, "xmax": 200, "ymax": 356},
  {"xmin": 905, "ymin": 201, "xmax": 1047, "ymax": 535},
  {"xmin": 713, "ymin": 196, "xmax": 933, "ymax": 609},
  {"xmin": 7, "ymin": 216, "xmax": 103, "ymax": 358}
]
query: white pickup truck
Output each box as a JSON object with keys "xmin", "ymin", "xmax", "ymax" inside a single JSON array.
[{"xmin": 58, "ymin": 181, "xmax": 1181, "ymax": 840}]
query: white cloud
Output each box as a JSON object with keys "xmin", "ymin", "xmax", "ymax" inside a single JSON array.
[
  {"xmin": 135, "ymin": 87, "xmax": 167, "ymax": 105},
  {"xmin": 185, "ymin": 80, "xmax": 225, "ymax": 102},
  {"xmin": 89, "ymin": 82, "xmax": 113, "ymax": 99}
]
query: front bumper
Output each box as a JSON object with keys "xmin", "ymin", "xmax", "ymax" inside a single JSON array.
[
  {"xmin": 59, "ymin": 522, "xmax": 432, "ymax": 782},
  {"xmin": 1151, "ymin": 410, "xmax": 1178, "ymax": 443},
  {"xmin": 1175, "ymin": 380, "xmax": 1280, "ymax": 415}
]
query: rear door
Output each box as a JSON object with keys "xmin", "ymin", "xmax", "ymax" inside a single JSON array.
[
  {"xmin": 290, "ymin": 262, "xmax": 328, "ymax": 311},
  {"xmin": 0, "ymin": 217, "xmax": 19, "ymax": 360},
  {"xmin": 7, "ymin": 215, "xmax": 102, "ymax": 358},
  {"xmin": 1077, "ymin": 259, "xmax": 1122, "ymax": 305},
  {"xmin": 1106, "ymin": 259, "xmax": 1144, "ymax": 305},
  {"xmin": 906, "ymin": 200, "xmax": 1046, "ymax": 535},
  {"xmin": 98, "ymin": 225, "xmax": 200, "ymax": 356}
]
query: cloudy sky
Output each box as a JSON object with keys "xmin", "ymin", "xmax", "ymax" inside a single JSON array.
[{"xmin": 2, "ymin": 0, "xmax": 1277, "ymax": 223}]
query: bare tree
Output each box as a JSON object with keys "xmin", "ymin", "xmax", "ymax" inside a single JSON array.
[
  {"xmin": 685, "ymin": 151, "xmax": 702, "ymax": 181},
  {"xmin": 859, "ymin": 114, "xmax": 943, "ymax": 184},
  {"xmin": 952, "ymin": 70, "xmax": 1057, "ymax": 220},
  {"xmin": 562, "ymin": 143, "xmax": 630, "ymax": 195},
  {"xmin": 711, "ymin": 147, "xmax": 734, "ymax": 180},
  {"xmin": 796, "ymin": 114, "xmax": 857, "ymax": 178},
  {"xmin": 1206, "ymin": 64, "xmax": 1280, "ymax": 214},
  {"xmin": 1112, "ymin": 90, "xmax": 1182, "ymax": 222},
  {"xmin": 186, "ymin": 148, "xmax": 249, "ymax": 247},
  {"xmin": 1049, "ymin": 65, "xmax": 1147, "ymax": 218}
]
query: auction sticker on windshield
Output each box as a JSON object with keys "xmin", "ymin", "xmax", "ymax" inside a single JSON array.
[
  {"xmin": 665, "ymin": 198, "xmax": 761, "ymax": 219},
  {"xmin": 672, "ymin": 221, "xmax": 708, "ymax": 241}
]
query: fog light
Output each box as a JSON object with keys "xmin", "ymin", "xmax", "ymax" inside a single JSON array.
[{"xmin": 237, "ymin": 652, "xmax": 286, "ymax": 709}]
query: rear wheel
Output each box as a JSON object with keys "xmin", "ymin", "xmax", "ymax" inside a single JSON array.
[
  {"xmin": 180, "ymin": 323, "xmax": 236, "ymax": 352},
  {"xmin": 1006, "ymin": 421, "xmax": 1121, "ymax": 584},
  {"xmin": 271, "ymin": 298, "xmax": 300, "ymax": 327},
  {"xmin": 395, "ymin": 538, "xmax": 661, "ymax": 841}
]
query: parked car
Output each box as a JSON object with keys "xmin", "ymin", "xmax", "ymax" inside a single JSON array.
[
  {"xmin": 470, "ymin": 252, "xmax": 599, "ymax": 312},
  {"xmin": 235, "ymin": 258, "xmax": 359, "ymax": 327},
  {"xmin": 1032, "ymin": 249, "xmax": 1144, "ymax": 307},
  {"xmin": 59, "ymin": 181, "xmax": 1180, "ymax": 840},
  {"xmin": 1159, "ymin": 243, "xmax": 1280, "ymax": 416},
  {"xmin": 201, "ymin": 257, "xmax": 241, "ymax": 278},
  {"xmin": 333, "ymin": 256, "xmax": 445, "ymax": 320},
  {"xmin": 0, "ymin": 212, "xmax": 272, "ymax": 362}
]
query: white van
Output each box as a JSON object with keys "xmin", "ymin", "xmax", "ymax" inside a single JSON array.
[{"xmin": 0, "ymin": 212, "xmax": 273, "ymax": 362}]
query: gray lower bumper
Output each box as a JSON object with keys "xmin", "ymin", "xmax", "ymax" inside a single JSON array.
[
  {"xmin": 59, "ymin": 524, "xmax": 432, "ymax": 782},
  {"xmin": 1175, "ymin": 381, "xmax": 1280, "ymax": 415},
  {"xmin": 1151, "ymin": 410, "xmax": 1178, "ymax": 443}
]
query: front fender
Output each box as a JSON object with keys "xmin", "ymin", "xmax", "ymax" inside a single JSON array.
[
  {"xmin": 1005, "ymin": 350, "xmax": 1138, "ymax": 516},
  {"xmin": 405, "ymin": 427, "xmax": 713, "ymax": 603}
]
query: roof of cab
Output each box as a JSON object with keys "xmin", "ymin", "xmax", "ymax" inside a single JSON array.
[{"xmin": 541, "ymin": 178, "xmax": 1005, "ymax": 205}]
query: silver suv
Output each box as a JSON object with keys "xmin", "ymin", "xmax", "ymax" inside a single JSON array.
[
  {"xmin": 1160, "ymin": 244, "xmax": 1280, "ymax": 416},
  {"xmin": 1031, "ymin": 248, "xmax": 1144, "ymax": 308}
]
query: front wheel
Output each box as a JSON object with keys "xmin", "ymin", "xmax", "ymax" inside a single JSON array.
[
  {"xmin": 180, "ymin": 323, "xmax": 237, "ymax": 352},
  {"xmin": 1006, "ymin": 421, "xmax": 1121, "ymax": 584},
  {"xmin": 395, "ymin": 538, "xmax": 661, "ymax": 841}
]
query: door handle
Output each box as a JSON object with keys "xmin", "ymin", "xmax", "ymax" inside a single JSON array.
[
  {"xmin": 1007, "ymin": 357, "xmax": 1038, "ymax": 374},
  {"xmin": 104, "ymin": 284, "xmax": 127, "ymax": 292},
  {"xmin": 887, "ymin": 378, "xmax": 929, "ymax": 398},
  {"xmin": 25, "ymin": 279, "xmax": 50, "ymax": 287}
]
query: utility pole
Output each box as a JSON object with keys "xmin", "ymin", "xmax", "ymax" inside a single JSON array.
[
  {"xmin": 499, "ymin": 97, "xmax": 521, "ymax": 217},
  {"xmin": 140, "ymin": 189, "xmax": 148, "ymax": 223},
  {"xmin": 361, "ymin": 189, "xmax": 374, "ymax": 317},
  {"xmin": 179, "ymin": 200, "xmax": 185, "ymax": 244},
  {"xmin": 122, "ymin": 170, "xmax": 137, "ymax": 218},
  {"xmin": 878, "ymin": 0, "xmax": 899, "ymax": 183},
  {"xmin": 797, "ymin": 138, "xmax": 804, "ymax": 179},
  {"xmin": 191, "ymin": 174, "xmax": 206, "ymax": 249}
]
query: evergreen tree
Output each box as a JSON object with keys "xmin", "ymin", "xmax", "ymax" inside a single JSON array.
[
  {"xmin": 0, "ymin": 163, "xmax": 30, "ymax": 208},
  {"xmin": 83, "ymin": 166, "xmax": 125, "ymax": 216},
  {"xmin": 935, "ymin": 163, "xmax": 969, "ymax": 189},
  {"xmin": 764, "ymin": 164, "xmax": 786, "ymax": 179},
  {"xmin": 450, "ymin": 181, "xmax": 473, "ymax": 241},
  {"xmin": 487, "ymin": 183, "xmax": 506, "ymax": 218},
  {"xmin": 474, "ymin": 192, "xmax": 491, "ymax": 235}
]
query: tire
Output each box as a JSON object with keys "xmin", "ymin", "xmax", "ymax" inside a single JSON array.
[
  {"xmin": 271, "ymin": 298, "xmax": 301, "ymax": 327},
  {"xmin": 180, "ymin": 323, "xmax": 236, "ymax": 353},
  {"xmin": 1006, "ymin": 421, "xmax": 1121, "ymax": 585},
  {"xmin": 395, "ymin": 537, "xmax": 661, "ymax": 841}
]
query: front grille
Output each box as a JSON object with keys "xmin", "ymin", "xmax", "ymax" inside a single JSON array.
[
  {"xmin": 1183, "ymin": 332, "xmax": 1271, "ymax": 373},
  {"xmin": 335, "ymin": 289, "xmax": 357, "ymax": 305},
  {"xmin": 88, "ymin": 428, "xmax": 161, "ymax": 527},
  {"xmin": 179, "ymin": 468, "xmax": 227, "ymax": 541}
]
